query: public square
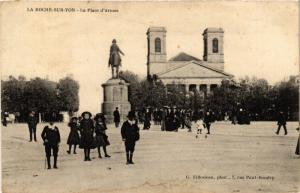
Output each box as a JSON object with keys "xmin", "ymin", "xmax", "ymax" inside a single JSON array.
[{"xmin": 1, "ymin": 121, "xmax": 299, "ymax": 193}]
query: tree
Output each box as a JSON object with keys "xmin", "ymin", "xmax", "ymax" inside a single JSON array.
[
  {"xmin": 57, "ymin": 76, "xmax": 80, "ymax": 113},
  {"xmin": 274, "ymin": 79, "xmax": 299, "ymax": 120},
  {"xmin": 1, "ymin": 76, "xmax": 27, "ymax": 113},
  {"xmin": 119, "ymin": 71, "xmax": 168, "ymax": 110},
  {"xmin": 140, "ymin": 79, "xmax": 166, "ymax": 108},
  {"xmin": 119, "ymin": 70, "xmax": 142, "ymax": 110},
  {"xmin": 1, "ymin": 75, "xmax": 80, "ymax": 122}
]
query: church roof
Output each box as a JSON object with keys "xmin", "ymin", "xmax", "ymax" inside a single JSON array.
[
  {"xmin": 169, "ymin": 52, "xmax": 201, "ymax": 62},
  {"xmin": 157, "ymin": 60, "xmax": 233, "ymax": 79}
]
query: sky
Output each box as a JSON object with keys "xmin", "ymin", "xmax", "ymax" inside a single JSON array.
[{"xmin": 0, "ymin": 1, "xmax": 299, "ymax": 114}]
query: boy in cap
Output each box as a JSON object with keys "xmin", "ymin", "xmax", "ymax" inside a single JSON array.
[
  {"xmin": 41, "ymin": 120, "xmax": 60, "ymax": 169},
  {"xmin": 121, "ymin": 111, "xmax": 140, "ymax": 164}
]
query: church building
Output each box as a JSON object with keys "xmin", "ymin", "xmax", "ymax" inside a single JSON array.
[{"xmin": 146, "ymin": 27, "xmax": 233, "ymax": 95}]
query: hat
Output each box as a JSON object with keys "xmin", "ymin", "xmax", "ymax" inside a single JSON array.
[
  {"xmin": 81, "ymin": 111, "xmax": 92, "ymax": 118},
  {"xmin": 127, "ymin": 111, "xmax": 136, "ymax": 119},
  {"xmin": 94, "ymin": 113, "xmax": 105, "ymax": 121},
  {"xmin": 70, "ymin": 117, "xmax": 78, "ymax": 121}
]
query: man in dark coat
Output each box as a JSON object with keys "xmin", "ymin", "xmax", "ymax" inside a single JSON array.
[
  {"xmin": 41, "ymin": 120, "xmax": 60, "ymax": 169},
  {"xmin": 2, "ymin": 111, "xmax": 8, "ymax": 127},
  {"xmin": 27, "ymin": 111, "xmax": 38, "ymax": 142},
  {"xmin": 121, "ymin": 111, "xmax": 140, "ymax": 164},
  {"xmin": 275, "ymin": 111, "xmax": 287, "ymax": 135},
  {"xmin": 143, "ymin": 108, "xmax": 151, "ymax": 130},
  {"xmin": 204, "ymin": 111, "xmax": 213, "ymax": 134},
  {"xmin": 113, "ymin": 107, "xmax": 120, "ymax": 128}
]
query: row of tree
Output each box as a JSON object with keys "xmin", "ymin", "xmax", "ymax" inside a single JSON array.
[
  {"xmin": 1, "ymin": 75, "xmax": 79, "ymax": 122},
  {"xmin": 120, "ymin": 71, "xmax": 299, "ymax": 121},
  {"xmin": 2, "ymin": 72, "xmax": 298, "ymax": 122}
]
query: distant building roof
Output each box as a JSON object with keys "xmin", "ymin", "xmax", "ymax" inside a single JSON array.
[
  {"xmin": 169, "ymin": 52, "xmax": 201, "ymax": 62},
  {"xmin": 146, "ymin": 27, "xmax": 167, "ymax": 34},
  {"xmin": 203, "ymin": 28, "xmax": 224, "ymax": 34}
]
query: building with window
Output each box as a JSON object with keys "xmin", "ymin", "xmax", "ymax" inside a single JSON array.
[{"xmin": 146, "ymin": 27, "xmax": 233, "ymax": 96}]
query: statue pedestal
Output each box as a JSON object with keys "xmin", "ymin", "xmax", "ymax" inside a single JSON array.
[{"xmin": 101, "ymin": 78, "xmax": 131, "ymax": 123}]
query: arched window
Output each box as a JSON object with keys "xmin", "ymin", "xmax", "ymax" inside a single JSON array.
[
  {"xmin": 155, "ymin": 38, "xmax": 161, "ymax": 53},
  {"xmin": 212, "ymin": 38, "xmax": 218, "ymax": 53}
]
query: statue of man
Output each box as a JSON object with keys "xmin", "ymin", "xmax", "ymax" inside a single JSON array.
[{"xmin": 108, "ymin": 39, "xmax": 125, "ymax": 79}]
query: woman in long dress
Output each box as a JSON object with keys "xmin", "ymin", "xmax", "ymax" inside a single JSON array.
[{"xmin": 79, "ymin": 112, "xmax": 94, "ymax": 161}]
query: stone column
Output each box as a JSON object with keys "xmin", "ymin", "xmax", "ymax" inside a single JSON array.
[
  {"xmin": 196, "ymin": 85, "xmax": 200, "ymax": 92},
  {"xmin": 185, "ymin": 84, "xmax": 189, "ymax": 93},
  {"xmin": 207, "ymin": 84, "xmax": 211, "ymax": 95}
]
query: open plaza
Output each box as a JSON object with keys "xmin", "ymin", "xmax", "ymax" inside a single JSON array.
[{"xmin": 2, "ymin": 121, "xmax": 299, "ymax": 193}]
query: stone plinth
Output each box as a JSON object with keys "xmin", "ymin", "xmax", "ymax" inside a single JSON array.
[{"xmin": 101, "ymin": 78, "xmax": 131, "ymax": 123}]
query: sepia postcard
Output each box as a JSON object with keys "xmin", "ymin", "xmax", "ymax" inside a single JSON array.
[{"xmin": 0, "ymin": 1, "xmax": 299, "ymax": 193}]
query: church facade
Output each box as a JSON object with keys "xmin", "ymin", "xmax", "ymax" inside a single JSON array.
[{"xmin": 146, "ymin": 27, "xmax": 233, "ymax": 95}]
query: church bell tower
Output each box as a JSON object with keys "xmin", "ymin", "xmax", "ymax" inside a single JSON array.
[
  {"xmin": 203, "ymin": 28, "xmax": 224, "ymax": 71},
  {"xmin": 147, "ymin": 27, "xmax": 167, "ymax": 76}
]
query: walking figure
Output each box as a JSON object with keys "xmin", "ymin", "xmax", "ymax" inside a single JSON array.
[
  {"xmin": 275, "ymin": 111, "xmax": 288, "ymax": 135},
  {"xmin": 204, "ymin": 111, "xmax": 213, "ymax": 134}
]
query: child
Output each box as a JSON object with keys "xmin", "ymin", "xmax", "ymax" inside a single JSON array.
[
  {"xmin": 195, "ymin": 118, "xmax": 205, "ymax": 138},
  {"xmin": 67, "ymin": 117, "xmax": 80, "ymax": 154},
  {"xmin": 41, "ymin": 120, "xmax": 60, "ymax": 169},
  {"xmin": 121, "ymin": 111, "xmax": 140, "ymax": 164},
  {"xmin": 94, "ymin": 113, "xmax": 111, "ymax": 158},
  {"xmin": 79, "ymin": 112, "xmax": 94, "ymax": 161}
]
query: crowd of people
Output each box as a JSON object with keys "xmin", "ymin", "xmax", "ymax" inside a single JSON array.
[
  {"xmin": 25, "ymin": 110, "xmax": 140, "ymax": 169},
  {"xmin": 122, "ymin": 107, "xmax": 218, "ymax": 133},
  {"xmin": 1, "ymin": 107, "xmax": 299, "ymax": 170}
]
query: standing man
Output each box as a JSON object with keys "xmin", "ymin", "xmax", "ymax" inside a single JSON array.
[
  {"xmin": 143, "ymin": 108, "xmax": 151, "ymax": 130},
  {"xmin": 204, "ymin": 111, "xmax": 213, "ymax": 134},
  {"xmin": 121, "ymin": 111, "xmax": 140, "ymax": 164},
  {"xmin": 275, "ymin": 111, "xmax": 288, "ymax": 135},
  {"xmin": 27, "ymin": 111, "xmax": 38, "ymax": 142},
  {"xmin": 41, "ymin": 120, "xmax": 60, "ymax": 169},
  {"xmin": 113, "ymin": 107, "xmax": 120, "ymax": 128},
  {"xmin": 2, "ymin": 111, "xmax": 8, "ymax": 127}
]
